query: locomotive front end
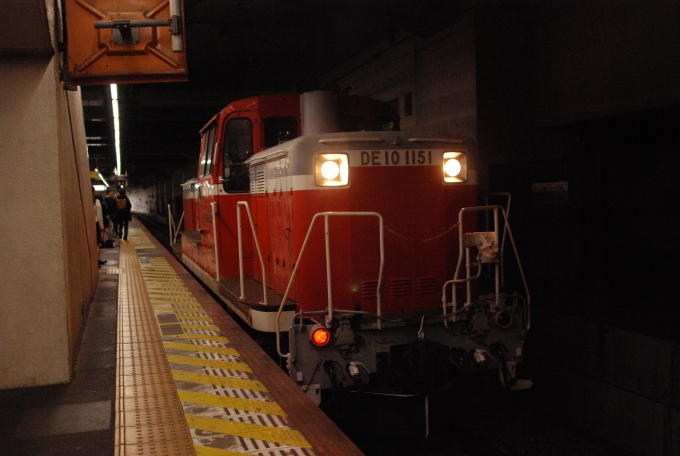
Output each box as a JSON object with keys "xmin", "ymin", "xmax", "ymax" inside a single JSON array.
[{"xmin": 272, "ymin": 132, "xmax": 531, "ymax": 402}]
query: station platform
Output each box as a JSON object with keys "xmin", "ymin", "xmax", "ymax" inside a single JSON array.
[{"xmin": 0, "ymin": 220, "xmax": 363, "ymax": 456}]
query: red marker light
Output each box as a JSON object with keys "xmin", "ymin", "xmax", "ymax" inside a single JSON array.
[{"xmin": 310, "ymin": 327, "xmax": 331, "ymax": 347}]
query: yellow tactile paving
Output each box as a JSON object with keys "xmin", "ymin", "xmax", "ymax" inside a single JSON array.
[
  {"xmin": 114, "ymin": 228, "xmax": 317, "ymax": 456},
  {"xmin": 166, "ymin": 354, "xmax": 253, "ymax": 372},
  {"xmin": 184, "ymin": 414, "xmax": 311, "ymax": 447},
  {"xmin": 115, "ymin": 238, "xmax": 195, "ymax": 456},
  {"xmin": 177, "ymin": 390, "xmax": 286, "ymax": 416},
  {"xmin": 162, "ymin": 341, "xmax": 240, "ymax": 356},
  {"xmin": 170, "ymin": 370, "xmax": 268, "ymax": 392}
]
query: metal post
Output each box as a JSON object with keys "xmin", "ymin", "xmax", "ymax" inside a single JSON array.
[
  {"xmin": 276, "ymin": 211, "xmax": 384, "ymax": 358},
  {"xmin": 236, "ymin": 202, "xmax": 267, "ymax": 303},
  {"xmin": 167, "ymin": 203, "xmax": 172, "ymax": 245},
  {"xmin": 494, "ymin": 207, "xmax": 500, "ymax": 309},
  {"xmin": 237, "ymin": 205, "xmax": 245, "ymax": 299},
  {"xmin": 210, "ymin": 202, "xmax": 219, "ymax": 281},
  {"xmin": 324, "ymin": 215, "xmax": 333, "ymax": 328},
  {"xmin": 425, "ymin": 395, "xmax": 429, "ymax": 440},
  {"xmin": 174, "ymin": 211, "xmax": 184, "ymax": 244},
  {"xmin": 169, "ymin": 0, "xmax": 184, "ymax": 52}
]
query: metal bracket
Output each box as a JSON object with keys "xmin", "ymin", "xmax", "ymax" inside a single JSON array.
[
  {"xmin": 93, "ymin": 0, "xmax": 183, "ymax": 52},
  {"xmin": 95, "ymin": 19, "xmax": 172, "ymax": 45}
]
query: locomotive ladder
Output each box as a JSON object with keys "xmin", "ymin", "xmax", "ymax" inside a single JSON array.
[{"xmin": 442, "ymin": 204, "xmax": 531, "ymax": 330}]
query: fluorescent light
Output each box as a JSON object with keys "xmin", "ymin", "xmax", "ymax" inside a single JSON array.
[
  {"xmin": 111, "ymin": 84, "xmax": 121, "ymax": 174},
  {"xmin": 97, "ymin": 170, "xmax": 110, "ymax": 187}
]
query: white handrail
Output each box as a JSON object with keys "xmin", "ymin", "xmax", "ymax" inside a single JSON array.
[
  {"xmin": 276, "ymin": 211, "xmax": 385, "ymax": 359},
  {"xmin": 167, "ymin": 205, "xmax": 185, "ymax": 244},
  {"xmin": 486, "ymin": 192, "xmax": 511, "ymax": 287},
  {"xmin": 210, "ymin": 202, "xmax": 220, "ymax": 281},
  {"xmin": 173, "ymin": 211, "xmax": 184, "ymax": 244},
  {"xmin": 236, "ymin": 201, "xmax": 268, "ymax": 304},
  {"xmin": 441, "ymin": 205, "xmax": 531, "ymax": 329},
  {"xmin": 168, "ymin": 204, "xmax": 173, "ymax": 245},
  {"xmin": 443, "ymin": 205, "xmax": 500, "ymax": 321}
]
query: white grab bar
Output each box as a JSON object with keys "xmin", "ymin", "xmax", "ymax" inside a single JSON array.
[
  {"xmin": 276, "ymin": 211, "xmax": 385, "ymax": 359},
  {"xmin": 210, "ymin": 202, "xmax": 220, "ymax": 281},
  {"xmin": 236, "ymin": 201, "xmax": 268, "ymax": 304}
]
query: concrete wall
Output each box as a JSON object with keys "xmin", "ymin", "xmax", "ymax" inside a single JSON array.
[
  {"xmin": 476, "ymin": 2, "xmax": 680, "ymax": 454},
  {"xmin": 534, "ymin": 0, "xmax": 680, "ymax": 126},
  {"xmin": 318, "ymin": 2, "xmax": 478, "ymax": 167},
  {"xmin": 531, "ymin": 312, "xmax": 680, "ymax": 456},
  {"xmin": 0, "ymin": 0, "xmax": 96, "ymax": 388}
]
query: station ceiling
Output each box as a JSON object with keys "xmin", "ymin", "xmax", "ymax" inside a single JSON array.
[{"xmin": 81, "ymin": 0, "xmax": 465, "ymax": 185}]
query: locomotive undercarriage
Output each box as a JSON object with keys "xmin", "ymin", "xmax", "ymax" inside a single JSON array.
[{"xmin": 287, "ymin": 292, "xmax": 530, "ymax": 404}]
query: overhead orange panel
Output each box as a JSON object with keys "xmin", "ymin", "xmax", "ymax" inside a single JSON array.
[{"xmin": 65, "ymin": 0, "xmax": 188, "ymax": 85}]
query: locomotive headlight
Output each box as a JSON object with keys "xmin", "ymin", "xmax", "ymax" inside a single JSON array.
[
  {"xmin": 443, "ymin": 152, "xmax": 468, "ymax": 183},
  {"xmin": 320, "ymin": 160, "xmax": 340, "ymax": 180},
  {"xmin": 315, "ymin": 153, "xmax": 349, "ymax": 187}
]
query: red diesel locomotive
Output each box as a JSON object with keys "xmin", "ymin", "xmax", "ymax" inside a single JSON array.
[{"xmin": 180, "ymin": 90, "xmax": 531, "ymax": 401}]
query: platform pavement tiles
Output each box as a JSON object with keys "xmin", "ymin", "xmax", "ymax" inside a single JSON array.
[{"xmin": 130, "ymin": 228, "xmax": 316, "ymax": 456}]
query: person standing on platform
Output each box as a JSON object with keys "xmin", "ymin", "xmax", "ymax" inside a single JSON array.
[
  {"xmin": 116, "ymin": 188, "xmax": 132, "ymax": 241},
  {"xmin": 93, "ymin": 188, "xmax": 104, "ymax": 247},
  {"xmin": 95, "ymin": 193, "xmax": 109, "ymax": 241},
  {"xmin": 93, "ymin": 187, "xmax": 106, "ymax": 266},
  {"xmin": 105, "ymin": 190, "xmax": 118, "ymax": 238}
]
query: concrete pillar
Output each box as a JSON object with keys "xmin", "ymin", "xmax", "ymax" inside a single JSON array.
[{"xmin": 0, "ymin": 0, "xmax": 96, "ymax": 388}]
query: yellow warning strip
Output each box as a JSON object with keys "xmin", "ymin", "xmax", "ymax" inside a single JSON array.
[
  {"xmin": 177, "ymin": 390, "xmax": 284, "ymax": 416},
  {"xmin": 172, "ymin": 334, "xmax": 231, "ymax": 343},
  {"xmin": 150, "ymin": 296, "xmax": 202, "ymax": 302},
  {"xmin": 151, "ymin": 302, "xmax": 203, "ymax": 308},
  {"xmin": 176, "ymin": 315, "xmax": 213, "ymax": 323},
  {"xmin": 179, "ymin": 323, "xmax": 222, "ymax": 332},
  {"xmin": 185, "ymin": 414, "xmax": 312, "ymax": 448},
  {"xmin": 166, "ymin": 354, "xmax": 252, "ymax": 372},
  {"xmin": 163, "ymin": 341, "xmax": 239, "ymax": 357},
  {"xmin": 146, "ymin": 285, "xmax": 189, "ymax": 291},
  {"xmin": 150, "ymin": 301, "xmax": 202, "ymax": 307},
  {"xmin": 172, "ymin": 313, "xmax": 213, "ymax": 319},
  {"xmin": 194, "ymin": 445, "xmax": 244, "ymax": 456},
  {"xmin": 148, "ymin": 290, "xmax": 195, "ymax": 296},
  {"xmin": 129, "ymin": 227, "xmax": 315, "ymax": 455},
  {"xmin": 171, "ymin": 370, "xmax": 267, "ymax": 392}
]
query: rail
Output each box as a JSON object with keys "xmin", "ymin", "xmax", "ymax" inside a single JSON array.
[
  {"xmin": 236, "ymin": 201, "xmax": 268, "ymax": 303},
  {"xmin": 276, "ymin": 212, "xmax": 385, "ymax": 359},
  {"xmin": 442, "ymin": 205, "xmax": 531, "ymax": 330}
]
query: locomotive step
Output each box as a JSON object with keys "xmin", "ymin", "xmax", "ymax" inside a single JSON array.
[{"xmin": 217, "ymin": 276, "xmax": 297, "ymax": 309}]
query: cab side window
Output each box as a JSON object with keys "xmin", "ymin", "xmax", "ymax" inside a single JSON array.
[
  {"xmin": 200, "ymin": 123, "xmax": 217, "ymax": 177},
  {"xmin": 263, "ymin": 116, "xmax": 297, "ymax": 148},
  {"xmin": 222, "ymin": 118, "xmax": 252, "ymax": 193}
]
